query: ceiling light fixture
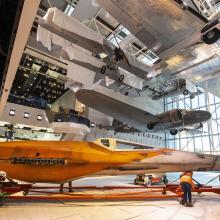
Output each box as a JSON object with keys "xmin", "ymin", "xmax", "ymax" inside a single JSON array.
[
  {"xmin": 37, "ymin": 115, "xmax": 42, "ymax": 121},
  {"xmin": 9, "ymin": 109, "xmax": 15, "ymax": 116},
  {"xmin": 24, "ymin": 112, "xmax": 29, "ymax": 119}
]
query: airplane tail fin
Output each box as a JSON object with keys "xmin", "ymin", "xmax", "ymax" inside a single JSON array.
[
  {"xmin": 93, "ymin": 73, "xmax": 116, "ymax": 87},
  {"xmin": 93, "ymin": 73, "xmax": 104, "ymax": 84}
]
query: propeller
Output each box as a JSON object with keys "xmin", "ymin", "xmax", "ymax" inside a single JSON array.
[{"xmin": 113, "ymin": 34, "xmax": 131, "ymax": 68}]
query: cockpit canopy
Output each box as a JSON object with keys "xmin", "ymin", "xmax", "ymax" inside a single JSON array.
[{"xmin": 94, "ymin": 138, "xmax": 155, "ymax": 151}]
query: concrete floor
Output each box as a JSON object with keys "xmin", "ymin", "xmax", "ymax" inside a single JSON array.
[{"xmin": 0, "ymin": 174, "xmax": 220, "ymax": 220}]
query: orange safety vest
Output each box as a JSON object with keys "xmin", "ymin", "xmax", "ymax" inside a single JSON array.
[{"xmin": 180, "ymin": 174, "xmax": 195, "ymax": 187}]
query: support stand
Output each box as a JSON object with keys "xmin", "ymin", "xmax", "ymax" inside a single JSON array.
[{"xmin": 0, "ymin": 176, "xmax": 219, "ymax": 204}]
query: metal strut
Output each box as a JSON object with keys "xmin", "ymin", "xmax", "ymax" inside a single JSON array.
[
  {"xmin": 1, "ymin": 175, "xmax": 220, "ymax": 204},
  {"xmin": 0, "ymin": 183, "xmax": 220, "ymax": 203}
]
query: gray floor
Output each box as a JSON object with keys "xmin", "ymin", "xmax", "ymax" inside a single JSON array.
[{"xmin": 0, "ymin": 174, "xmax": 220, "ymax": 220}]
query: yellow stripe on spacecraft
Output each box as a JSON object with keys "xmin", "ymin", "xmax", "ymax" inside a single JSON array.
[{"xmin": 0, "ymin": 138, "xmax": 169, "ymax": 183}]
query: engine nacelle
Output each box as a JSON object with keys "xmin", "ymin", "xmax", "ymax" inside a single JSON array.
[
  {"xmin": 157, "ymin": 109, "xmax": 183, "ymax": 123},
  {"xmin": 114, "ymin": 48, "xmax": 124, "ymax": 62}
]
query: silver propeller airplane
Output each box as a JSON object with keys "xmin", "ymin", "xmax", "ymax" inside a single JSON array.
[
  {"xmin": 98, "ymin": 118, "xmax": 204, "ymax": 135},
  {"xmin": 76, "ymin": 89, "xmax": 211, "ymax": 135},
  {"xmin": 37, "ymin": 8, "xmax": 154, "ymax": 90}
]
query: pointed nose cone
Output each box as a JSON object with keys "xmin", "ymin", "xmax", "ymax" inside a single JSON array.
[
  {"xmin": 200, "ymin": 110, "xmax": 212, "ymax": 122},
  {"xmin": 183, "ymin": 110, "xmax": 211, "ymax": 124}
]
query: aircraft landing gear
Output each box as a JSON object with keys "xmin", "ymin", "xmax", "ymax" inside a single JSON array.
[
  {"xmin": 118, "ymin": 74, "xmax": 124, "ymax": 82},
  {"xmin": 147, "ymin": 123, "xmax": 154, "ymax": 130},
  {"xmin": 170, "ymin": 129, "xmax": 178, "ymax": 135},
  {"xmin": 100, "ymin": 65, "xmax": 107, "ymax": 74},
  {"xmin": 183, "ymin": 89, "xmax": 189, "ymax": 96},
  {"xmin": 190, "ymin": 94, "xmax": 195, "ymax": 99},
  {"xmin": 202, "ymin": 28, "xmax": 220, "ymax": 45}
]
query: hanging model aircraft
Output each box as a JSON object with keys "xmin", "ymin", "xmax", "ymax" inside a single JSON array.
[
  {"xmin": 36, "ymin": 6, "xmax": 220, "ymax": 100},
  {"xmin": 98, "ymin": 118, "xmax": 204, "ymax": 135},
  {"xmin": 76, "ymin": 89, "xmax": 211, "ymax": 135},
  {"xmin": 0, "ymin": 138, "xmax": 220, "ymax": 183},
  {"xmin": 149, "ymin": 78, "xmax": 203, "ymax": 100},
  {"xmin": 37, "ymin": 7, "xmax": 154, "ymax": 94}
]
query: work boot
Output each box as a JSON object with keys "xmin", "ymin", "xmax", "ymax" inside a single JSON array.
[
  {"xmin": 179, "ymin": 199, "xmax": 184, "ymax": 205},
  {"xmin": 184, "ymin": 203, "xmax": 188, "ymax": 207},
  {"xmin": 188, "ymin": 203, "xmax": 193, "ymax": 207}
]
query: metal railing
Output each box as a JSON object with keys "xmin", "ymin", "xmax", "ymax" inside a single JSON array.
[{"xmin": 53, "ymin": 113, "xmax": 90, "ymax": 128}]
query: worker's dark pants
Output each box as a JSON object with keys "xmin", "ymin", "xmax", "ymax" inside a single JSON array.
[{"xmin": 181, "ymin": 182, "xmax": 192, "ymax": 203}]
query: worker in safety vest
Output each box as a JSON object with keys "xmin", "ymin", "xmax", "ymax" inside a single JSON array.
[{"xmin": 180, "ymin": 171, "xmax": 195, "ymax": 207}]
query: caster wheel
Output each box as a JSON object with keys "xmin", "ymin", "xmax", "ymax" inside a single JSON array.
[{"xmin": 202, "ymin": 28, "xmax": 220, "ymax": 45}]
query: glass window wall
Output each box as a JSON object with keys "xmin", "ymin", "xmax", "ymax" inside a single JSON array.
[{"xmin": 164, "ymin": 92, "xmax": 220, "ymax": 155}]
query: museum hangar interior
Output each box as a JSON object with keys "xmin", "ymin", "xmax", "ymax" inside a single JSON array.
[{"xmin": 0, "ymin": 0, "xmax": 220, "ymax": 219}]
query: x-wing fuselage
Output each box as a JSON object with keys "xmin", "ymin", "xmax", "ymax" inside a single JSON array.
[
  {"xmin": 0, "ymin": 139, "xmax": 220, "ymax": 184},
  {"xmin": 0, "ymin": 139, "xmax": 166, "ymax": 183}
]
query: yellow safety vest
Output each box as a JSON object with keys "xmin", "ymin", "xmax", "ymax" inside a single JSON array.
[{"xmin": 180, "ymin": 175, "xmax": 193, "ymax": 185}]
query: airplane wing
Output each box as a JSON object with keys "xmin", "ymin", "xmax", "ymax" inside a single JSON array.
[
  {"xmin": 38, "ymin": 7, "xmax": 154, "ymax": 80},
  {"xmin": 103, "ymin": 40, "xmax": 154, "ymax": 79},
  {"xmin": 96, "ymin": 149, "xmax": 220, "ymax": 175},
  {"xmin": 76, "ymin": 89, "xmax": 211, "ymax": 134},
  {"xmin": 38, "ymin": 7, "xmax": 104, "ymax": 54},
  {"xmin": 61, "ymin": 49, "xmax": 144, "ymax": 90},
  {"xmin": 98, "ymin": 119, "xmax": 141, "ymax": 133},
  {"xmin": 75, "ymin": 89, "xmax": 160, "ymax": 131},
  {"xmin": 96, "ymin": 0, "xmax": 220, "ymax": 61}
]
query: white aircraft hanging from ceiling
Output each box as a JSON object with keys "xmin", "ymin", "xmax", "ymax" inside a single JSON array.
[
  {"xmin": 148, "ymin": 78, "xmax": 203, "ymax": 100},
  {"xmin": 76, "ymin": 89, "xmax": 211, "ymax": 135},
  {"xmin": 37, "ymin": 2, "xmax": 220, "ymax": 98},
  {"xmin": 37, "ymin": 7, "xmax": 155, "ymax": 96}
]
